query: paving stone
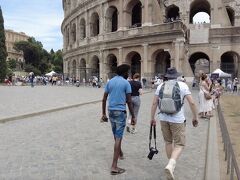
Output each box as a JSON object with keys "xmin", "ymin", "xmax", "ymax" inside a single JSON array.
[{"xmin": 0, "ymin": 87, "xmax": 208, "ymax": 179}]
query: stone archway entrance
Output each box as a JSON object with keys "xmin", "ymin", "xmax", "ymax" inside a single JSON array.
[
  {"xmin": 189, "ymin": 52, "xmax": 210, "ymax": 76},
  {"xmin": 106, "ymin": 54, "xmax": 118, "ymax": 79},
  {"xmin": 154, "ymin": 50, "xmax": 171, "ymax": 77},
  {"xmin": 90, "ymin": 56, "xmax": 100, "ymax": 78},
  {"xmin": 80, "ymin": 58, "xmax": 87, "ymax": 82},
  {"xmin": 221, "ymin": 51, "xmax": 239, "ymax": 77},
  {"xmin": 72, "ymin": 60, "xmax": 77, "ymax": 78},
  {"xmin": 126, "ymin": 51, "xmax": 141, "ymax": 78}
]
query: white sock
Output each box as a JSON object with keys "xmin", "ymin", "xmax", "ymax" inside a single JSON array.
[{"xmin": 168, "ymin": 159, "xmax": 176, "ymax": 170}]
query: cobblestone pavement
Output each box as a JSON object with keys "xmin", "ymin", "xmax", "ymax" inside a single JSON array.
[
  {"xmin": 0, "ymin": 86, "xmax": 104, "ymax": 118},
  {"xmin": 0, "ymin": 86, "xmax": 208, "ymax": 180}
]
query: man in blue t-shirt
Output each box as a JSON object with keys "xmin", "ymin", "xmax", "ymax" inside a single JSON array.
[{"xmin": 102, "ymin": 64, "xmax": 136, "ymax": 175}]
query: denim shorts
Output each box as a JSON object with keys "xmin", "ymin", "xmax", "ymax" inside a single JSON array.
[{"xmin": 109, "ymin": 110, "xmax": 127, "ymax": 139}]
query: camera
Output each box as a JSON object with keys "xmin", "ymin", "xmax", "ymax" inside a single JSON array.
[{"xmin": 147, "ymin": 147, "xmax": 158, "ymax": 160}]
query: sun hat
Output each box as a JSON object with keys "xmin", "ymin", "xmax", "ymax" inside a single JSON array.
[{"xmin": 164, "ymin": 67, "xmax": 181, "ymax": 79}]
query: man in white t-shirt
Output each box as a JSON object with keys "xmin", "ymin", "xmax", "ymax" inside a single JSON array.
[{"xmin": 150, "ymin": 67, "xmax": 198, "ymax": 180}]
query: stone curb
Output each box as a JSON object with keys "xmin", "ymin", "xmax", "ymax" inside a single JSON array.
[
  {"xmin": 0, "ymin": 90, "xmax": 153, "ymax": 124},
  {"xmin": 204, "ymin": 110, "xmax": 221, "ymax": 180},
  {"xmin": 0, "ymin": 100, "xmax": 102, "ymax": 124}
]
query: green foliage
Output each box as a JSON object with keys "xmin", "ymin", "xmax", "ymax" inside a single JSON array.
[
  {"xmin": 7, "ymin": 58, "xmax": 17, "ymax": 70},
  {"xmin": 24, "ymin": 64, "xmax": 41, "ymax": 75},
  {"xmin": 14, "ymin": 37, "xmax": 63, "ymax": 75},
  {"xmin": 0, "ymin": 7, "xmax": 7, "ymax": 82}
]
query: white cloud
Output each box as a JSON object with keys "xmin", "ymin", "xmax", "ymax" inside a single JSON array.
[{"xmin": 1, "ymin": 0, "xmax": 64, "ymax": 51}]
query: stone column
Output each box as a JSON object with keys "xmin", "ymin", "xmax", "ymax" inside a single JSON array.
[
  {"xmin": 143, "ymin": 0, "xmax": 152, "ymax": 26},
  {"xmin": 76, "ymin": 59, "xmax": 80, "ymax": 80},
  {"xmin": 76, "ymin": 18, "xmax": 80, "ymax": 47},
  {"xmin": 100, "ymin": 3, "xmax": 105, "ymax": 34},
  {"xmin": 174, "ymin": 41, "xmax": 180, "ymax": 71},
  {"xmin": 118, "ymin": 0, "xmax": 124, "ymax": 30},
  {"xmin": 142, "ymin": 44, "xmax": 148, "ymax": 77},
  {"xmin": 99, "ymin": 50, "xmax": 104, "ymax": 80},
  {"xmin": 118, "ymin": 47, "xmax": 123, "ymax": 65}
]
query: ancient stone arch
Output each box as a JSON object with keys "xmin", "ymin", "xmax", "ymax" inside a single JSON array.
[
  {"xmin": 126, "ymin": 51, "xmax": 142, "ymax": 77},
  {"xmin": 124, "ymin": 0, "xmax": 143, "ymax": 28},
  {"xmin": 90, "ymin": 55, "xmax": 100, "ymax": 78},
  {"xmin": 106, "ymin": 54, "xmax": 118, "ymax": 79},
  {"xmin": 189, "ymin": 52, "xmax": 210, "ymax": 76},
  {"xmin": 152, "ymin": 49, "xmax": 171, "ymax": 76},
  {"xmin": 71, "ymin": 23, "xmax": 77, "ymax": 43},
  {"xmin": 105, "ymin": 6, "xmax": 118, "ymax": 32},
  {"xmin": 90, "ymin": 12, "xmax": 100, "ymax": 36},
  {"xmin": 190, "ymin": 0, "xmax": 211, "ymax": 24},
  {"xmin": 226, "ymin": 6, "xmax": 235, "ymax": 26},
  {"xmin": 221, "ymin": 51, "xmax": 240, "ymax": 77},
  {"xmin": 166, "ymin": 4, "xmax": 180, "ymax": 22},
  {"xmin": 72, "ymin": 59, "xmax": 77, "ymax": 78},
  {"xmin": 80, "ymin": 58, "xmax": 87, "ymax": 82},
  {"xmin": 80, "ymin": 18, "xmax": 86, "ymax": 39}
]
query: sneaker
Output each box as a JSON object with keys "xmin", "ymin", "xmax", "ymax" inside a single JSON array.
[
  {"xmin": 126, "ymin": 126, "xmax": 130, "ymax": 133},
  {"xmin": 131, "ymin": 128, "xmax": 137, "ymax": 134},
  {"xmin": 165, "ymin": 164, "xmax": 175, "ymax": 180}
]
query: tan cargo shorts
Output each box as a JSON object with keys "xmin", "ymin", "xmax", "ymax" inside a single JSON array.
[{"xmin": 160, "ymin": 121, "xmax": 186, "ymax": 146}]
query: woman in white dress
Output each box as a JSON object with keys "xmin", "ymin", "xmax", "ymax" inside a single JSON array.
[{"xmin": 199, "ymin": 74, "xmax": 212, "ymax": 118}]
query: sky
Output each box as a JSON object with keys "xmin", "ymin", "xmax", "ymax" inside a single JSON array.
[
  {"xmin": 0, "ymin": 0, "xmax": 209, "ymax": 52},
  {"xmin": 0, "ymin": 0, "xmax": 64, "ymax": 52}
]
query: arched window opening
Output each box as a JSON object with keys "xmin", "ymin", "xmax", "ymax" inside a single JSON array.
[
  {"xmin": 80, "ymin": 18, "xmax": 86, "ymax": 39},
  {"xmin": 155, "ymin": 51, "xmax": 171, "ymax": 76},
  {"xmin": 190, "ymin": 0, "xmax": 211, "ymax": 24},
  {"xmin": 165, "ymin": 5, "xmax": 180, "ymax": 22},
  {"xmin": 91, "ymin": 56, "xmax": 100, "ymax": 78},
  {"xmin": 91, "ymin": 13, "xmax": 100, "ymax": 37},
  {"xmin": 226, "ymin": 7, "xmax": 235, "ymax": 26},
  {"xmin": 71, "ymin": 23, "xmax": 76, "ymax": 42},
  {"xmin": 189, "ymin": 52, "xmax": 210, "ymax": 76},
  {"xmin": 66, "ymin": 28, "xmax": 70, "ymax": 45},
  {"xmin": 193, "ymin": 12, "xmax": 210, "ymax": 24},
  {"xmin": 131, "ymin": 1, "xmax": 142, "ymax": 28},
  {"xmin": 106, "ymin": 7, "xmax": 118, "ymax": 33},
  {"xmin": 112, "ymin": 9, "xmax": 118, "ymax": 32},
  {"xmin": 221, "ymin": 52, "xmax": 239, "ymax": 77}
]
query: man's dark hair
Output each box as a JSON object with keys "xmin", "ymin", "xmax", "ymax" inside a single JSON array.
[{"xmin": 116, "ymin": 64, "xmax": 130, "ymax": 76}]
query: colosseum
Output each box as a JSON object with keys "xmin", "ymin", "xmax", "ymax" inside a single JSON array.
[{"xmin": 61, "ymin": 0, "xmax": 240, "ymax": 82}]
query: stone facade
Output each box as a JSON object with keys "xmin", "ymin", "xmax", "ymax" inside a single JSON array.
[
  {"xmin": 62, "ymin": 0, "xmax": 240, "ymax": 82},
  {"xmin": 5, "ymin": 29, "xmax": 29, "ymax": 62}
]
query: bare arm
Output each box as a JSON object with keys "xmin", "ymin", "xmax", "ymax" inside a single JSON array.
[
  {"xmin": 150, "ymin": 95, "xmax": 159, "ymax": 125},
  {"xmin": 102, "ymin": 92, "xmax": 108, "ymax": 116},
  {"xmin": 126, "ymin": 93, "xmax": 135, "ymax": 118},
  {"xmin": 185, "ymin": 94, "xmax": 198, "ymax": 127}
]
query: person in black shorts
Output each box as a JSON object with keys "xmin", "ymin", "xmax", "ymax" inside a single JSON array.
[{"xmin": 127, "ymin": 73, "xmax": 142, "ymax": 134}]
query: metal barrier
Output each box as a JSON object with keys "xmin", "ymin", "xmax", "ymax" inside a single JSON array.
[{"xmin": 217, "ymin": 104, "xmax": 240, "ymax": 180}]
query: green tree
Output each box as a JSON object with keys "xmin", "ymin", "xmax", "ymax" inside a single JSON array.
[
  {"xmin": 7, "ymin": 58, "xmax": 17, "ymax": 70},
  {"xmin": 52, "ymin": 50, "xmax": 63, "ymax": 73},
  {"xmin": 0, "ymin": 7, "xmax": 7, "ymax": 82},
  {"xmin": 14, "ymin": 39, "xmax": 41, "ymax": 67}
]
